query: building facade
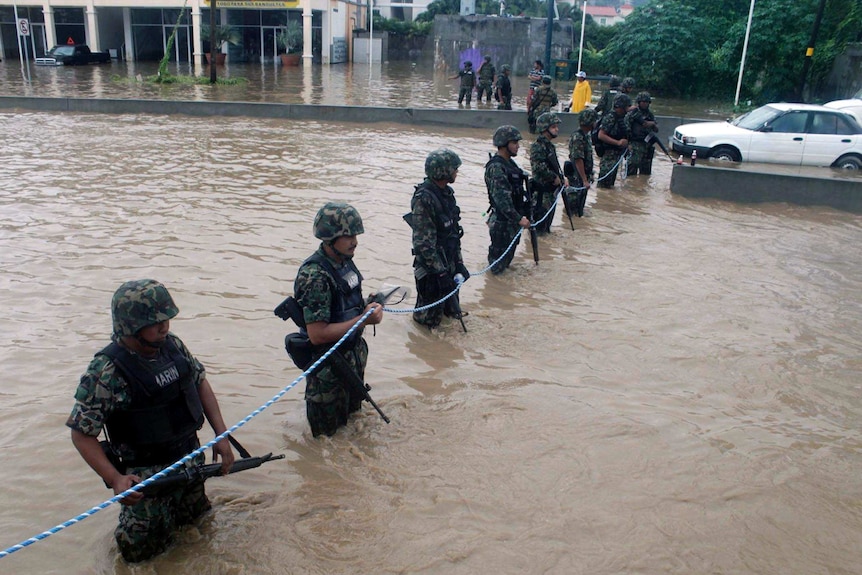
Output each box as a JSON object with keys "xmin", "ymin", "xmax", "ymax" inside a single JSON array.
[
  {"xmin": 0, "ymin": 0, "xmax": 432, "ymax": 65},
  {"xmin": 584, "ymin": 3, "xmax": 633, "ymax": 26}
]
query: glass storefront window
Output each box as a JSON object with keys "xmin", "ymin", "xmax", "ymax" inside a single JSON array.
[
  {"xmin": 54, "ymin": 7, "xmax": 84, "ymax": 24},
  {"xmin": 131, "ymin": 8, "xmax": 163, "ymax": 25}
]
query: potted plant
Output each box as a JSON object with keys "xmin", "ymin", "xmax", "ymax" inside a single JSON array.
[
  {"xmin": 276, "ymin": 21, "xmax": 302, "ymax": 66},
  {"xmin": 202, "ymin": 24, "xmax": 241, "ymax": 65}
]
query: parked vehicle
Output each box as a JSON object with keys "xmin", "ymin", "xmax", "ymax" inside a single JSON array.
[
  {"xmin": 670, "ymin": 103, "xmax": 862, "ymax": 169},
  {"xmin": 35, "ymin": 44, "xmax": 111, "ymax": 66},
  {"xmin": 825, "ymin": 88, "xmax": 862, "ymax": 125}
]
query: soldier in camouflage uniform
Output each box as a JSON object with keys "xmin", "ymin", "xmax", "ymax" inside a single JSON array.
[
  {"xmin": 410, "ymin": 149, "xmax": 469, "ymax": 328},
  {"xmin": 567, "ymin": 108, "xmax": 596, "ymax": 214},
  {"xmin": 625, "ymin": 91, "xmax": 659, "ymax": 176},
  {"xmin": 449, "ymin": 60, "xmax": 476, "ymax": 106},
  {"xmin": 294, "ymin": 202, "xmax": 383, "ymax": 437},
  {"xmin": 67, "ymin": 279, "xmax": 236, "ymax": 563},
  {"xmin": 529, "ymin": 112, "xmax": 564, "ymax": 234},
  {"xmin": 486, "ymin": 125, "xmax": 532, "ymax": 274},
  {"xmin": 476, "ymin": 55, "xmax": 496, "ymax": 104},
  {"xmin": 597, "ymin": 93, "xmax": 631, "ymax": 189},
  {"xmin": 528, "ymin": 75, "xmax": 559, "ymax": 134},
  {"xmin": 594, "ymin": 75, "xmax": 621, "ymax": 121},
  {"xmin": 496, "ymin": 64, "xmax": 513, "ymax": 110}
]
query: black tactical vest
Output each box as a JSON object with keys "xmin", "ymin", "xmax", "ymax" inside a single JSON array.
[
  {"xmin": 100, "ymin": 337, "xmax": 204, "ymax": 466},
  {"xmin": 301, "ymin": 251, "xmax": 364, "ymax": 326},
  {"xmin": 412, "ymin": 181, "xmax": 463, "ymax": 269},
  {"xmin": 486, "ymin": 154, "xmax": 529, "ymax": 220}
]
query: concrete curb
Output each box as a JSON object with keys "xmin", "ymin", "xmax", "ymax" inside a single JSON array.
[
  {"xmin": 670, "ymin": 163, "xmax": 862, "ymax": 213},
  {"xmin": 0, "ymin": 95, "xmax": 688, "ymax": 140}
]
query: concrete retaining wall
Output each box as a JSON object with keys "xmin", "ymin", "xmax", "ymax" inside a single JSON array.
[
  {"xmin": 670, "ymin": 163, "xmax": 862, "ymax": 213},
  {"xmin": 0, "ymin": 95, "xmax": 687, "ymax": 141}
]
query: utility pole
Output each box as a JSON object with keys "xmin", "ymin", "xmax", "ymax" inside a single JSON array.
[
  {"xmin": 797, "ymin": 0, "xmax": 827, "ymax": 102},
  {"xmin": 544, "ymin": 0, "xmax": 554, "ymax": 77},
  {"xmin": 209, "ymin": 0, "xmax": 217, "ymax": 84}
]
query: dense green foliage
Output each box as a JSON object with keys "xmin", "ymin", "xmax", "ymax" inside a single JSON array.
[
  {"xmin": 596, "ymin": 0, "xmax": 862, "ymax": 102},
  {"xmin": 404, "ymin": 0, "xmax": 861, "ymax": 102}
]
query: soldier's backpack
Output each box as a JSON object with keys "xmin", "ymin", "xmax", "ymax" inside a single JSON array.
[{"xmin": 591, "ymin": 123, "xmax": 605, "ymax": 157}]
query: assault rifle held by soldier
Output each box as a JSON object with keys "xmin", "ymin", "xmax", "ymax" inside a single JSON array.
[{"xmin": 274, "ymin": 290, "xmax": 403, "ymax": 424}]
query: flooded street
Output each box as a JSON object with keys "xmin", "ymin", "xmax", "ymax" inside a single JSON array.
[
  {"xmin": 0, "ymin": 59, "xmax": 738, "ymax": 119},
  {"xmin": 1, "ymin": 87, "xmax": 862, "ymax": 573}
]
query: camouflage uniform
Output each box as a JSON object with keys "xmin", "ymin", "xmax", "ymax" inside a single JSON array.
[
  {"xmin": 410, "ymin": 150, "xmax": 466, "ymax": 328},
  {"xmin": 529, "ymin": 115, "xmax": 563, "ymax": 234},
  {"xmin": 625, "ymin": 93, "xmax": 658, "ymax": 176},
  {"xmin": 477, "ymin": 58, "xmax": 496, "ymax": 103},
  {"xmin": 528, "ymin": 78, "xmax": 559, "ymax": 134},
  {"xmin": 66, "ymin": 332, "xmax": 209, "ymax": 563},
  {"xmin": 597, "ymin": 104, "xmax": 629, "ymax": 189},
  {"xmin": 496, "ymin": 65, "xmax": 513, "ymax": 110},
  {"xmin": 567, "ymin": 112, "xmax": 595, "ymax": 213},
  {"xmin": 295, "ymin": 246, "xmax": 369, "ymax": 436},
  {"xmin": 456, "ymin": 64, "xmax": 475, "ymax": 105},
  {"xmin": 594, "ymin": 76, "xmax": 621, "ymax": 120},
  {"xmin": 486, "ymin": 126, "xmax": 529, "ymax": 274}
]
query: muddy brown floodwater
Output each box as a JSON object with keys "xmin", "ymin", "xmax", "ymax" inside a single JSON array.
[
  {"xmin": 0, "ymin": 59, "xmax": 739, "ymax": 119},
  {"xmin": 0, "ymin": 98, "xmax": 861, "ymax": 574}
]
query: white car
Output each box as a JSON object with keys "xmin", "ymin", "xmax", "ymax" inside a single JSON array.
[
  {"xmin": 670, "ymin": 102, "xmax": 862, "ymax": 169},
  {"xmin": 825, "ymin": 88, "xmax": 862, "ymax": 125}
]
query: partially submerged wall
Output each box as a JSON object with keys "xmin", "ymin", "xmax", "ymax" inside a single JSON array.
[
  {"xmin": 823, "ymin": 42, "xmax": 862, "ymax": 100},
  {"xmin": 432, "ymin": 15, "xmax": 575, "ymax": 77},
  {"xmin": 670, "ymin": 163, "xmax": 862, "ymax": 213}
]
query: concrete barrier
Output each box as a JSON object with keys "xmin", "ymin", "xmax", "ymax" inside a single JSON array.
[
  {"xmin": 0, "ymin": 95, "xmax": 686, "ymax": 140},
  {"xmin": 670, "ymin": 163, "xmax": 862, "ymax": 213}
]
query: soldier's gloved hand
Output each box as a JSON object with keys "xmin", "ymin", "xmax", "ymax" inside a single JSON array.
[
  {"xmin": 455, "ymin": 263, "xmax": 470, "ymax": 281},
  {"xmin": 436, "ymin": 273, "xmax": 457, "ymax": 295}
]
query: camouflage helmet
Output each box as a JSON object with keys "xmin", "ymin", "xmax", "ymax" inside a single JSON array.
[
  {"xmin": 613, "ymin": 93, "xmax": 632, "ymax": 109},
  {"xmin": 493, "ymin": 125, "xmax": 523, "ymax": 147},
  {"xmin": 536, "ymin": 112, "xmax": 562, "ymax": 133},
  {"xmin": 608, "ymin": 75, "xmax": 621, "ymax": 89},
  {"xmin": 636, "ymin": 91, "xmax": 652, "ymax": 103},
  {"xmin": 542, "ymin": 75, "xmax": 552, "ymax": 85},
  {"xmin": 501, "ymin": 64, "xmax": 511, "ymax": 72},
  {"xmin": 621, "ymin": 77, "xmax": 636, "ymax": 90},
  {"xmin": 464, "ymin": 60, "xmax": 473, "ymax": 68},
  {"xmin": 484, "ymin": 55, "xmax": 491, "ymax": 62},
  {"xmin": 111, "ymin": 279, "xmax": 179, "ymax": 338},
  {"xmin": 425, "ymin": 148, "xmax": 462, "ymax": 181},
  {"xmin": 313, "ymin": 202, "xmax": 364, "ymax": 241},
  {"xmin": 579, "ymin": 108, "xmax": 597, "ymax": 126}
]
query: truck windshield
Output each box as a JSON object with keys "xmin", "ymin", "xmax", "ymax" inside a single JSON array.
[{"xmin": 51, "ymin": 46, "xmax": 76, "ymax": 56}]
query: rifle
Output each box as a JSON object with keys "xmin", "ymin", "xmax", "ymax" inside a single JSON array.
[
  {"xmin": 645, "ymin": 132, "xmax": 673, "ymax": 160},
  {"xmin": 274, "ymin": 291, "xmax": 399, "ymax": 424},
  {"xmin": 447, "ymin": 272, "xmax": 468, "ymax": 333},
  {"xmin": 138, "ymin": 452, "xmax": 285, "ymax": 497},
  {"xmin": 563, "ymin": 160, "xmax": 588, "ymax": 218},
  {"xmin": 524, "ymin": 179, "xmax": 539, "ymax": 264},
  {"xmin": 548, "ymin": 152, "xmax": 574, "ymax": 230}
]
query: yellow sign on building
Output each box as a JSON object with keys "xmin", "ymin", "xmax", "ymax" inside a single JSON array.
[{"xmin": 204, "ymin": 0, "xmax": 300, "ymax": 7}]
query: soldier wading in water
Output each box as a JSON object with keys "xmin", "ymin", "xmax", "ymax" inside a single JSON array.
[
  {"xmin": 485, "ymin": 125, "xmax": 532, "ymax": 274},
  {"xmin": 67, "ymin": 279, "xmax": 236, "ymax": 563},
  {"xmin": 291, "ymin": 202, "xmax": 384, "ymax": 437},
  {"xmin": 408, "ymin": 149, "xmax": 470, "ymax": 329}
]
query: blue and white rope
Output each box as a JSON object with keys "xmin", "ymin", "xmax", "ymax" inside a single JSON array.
[
  {"xmin": 1, "ymin": 152, "xmax": 629, "ymax": 559},
  {"xmin": 0, "ymin": 309, "xmax": 373, "ymax": 560}
]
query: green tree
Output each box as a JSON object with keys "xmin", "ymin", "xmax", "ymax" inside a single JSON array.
[
  {"xmin": 601, "ymin": 1, "xmax": 722, "ymax": 96},
  {"xmin": 415, "ymin": 0, "xmax": 460, "ymax": 22},
  {"xmin": 712, "ymin": 0, "xmax": 817, "ymax": 102}
]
